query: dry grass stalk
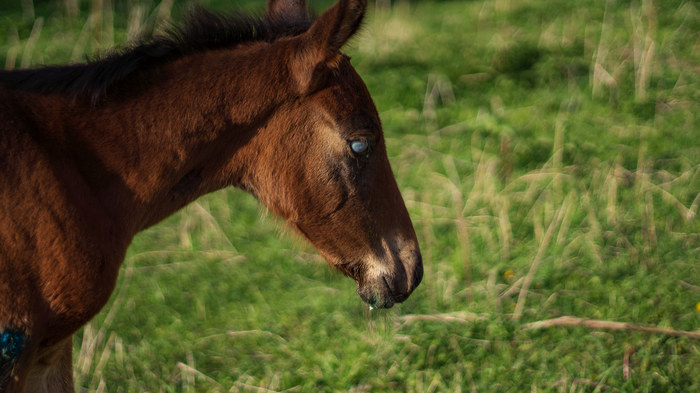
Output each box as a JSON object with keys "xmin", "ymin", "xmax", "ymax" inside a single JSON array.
[
  {"xmin": 552, "ymin": 110, "xmax": 565, "ymax": 202},
  {"xmin": 189, "ymin": 201, "xmax": 238, "ymax": 251},
  {"xmin": 631, "ymin": 0, "xmax": 656, "ymax": 102},
  {"xmin": 581, "ymin": 187, "xmax": 602, "ymax": 245},
  {"xmin": 623, "ymin": 346, "xmax": 634, "ymax": 381},
  {"xmin": 90, "ymin": 0, "xmax": 103, "ymax": 45},
  {"xmin": 522, "ymin": 316, "xmax": 700, "ymax": 340},
  {"xmin": 443, "ymin": 157, "xmax": 471, "ymax": 286},
  {"xmin": 156, "ymin": 0, "xmax": 175, "ymax": 32},
  {"xmin": 679, "ymin": 280, "xmax": 700, "ymax": 292},
  {"xmin": 72, "ymin": 15, "xmax": 96, "ymax": 61},
  {"xmin": 127, "ymin": 5, "xmax": 146, "ymax": 42},
  {"xmin": 513, "ymin": 193, "xmax": 572, "ymax": 320},
  {"xmin": 499, "ymin": 277, "xmax": 524, "ymax": 299},
  {"xmin": 555, "ymin": 192, "xmax": 576, "ymax": 246},
  {"xmin": 85, "ymin": 331, "xmax": 115, "ymax": 391},
  {"xmin": 231, "ymin": 380, "xmax": 297, "ymax": 393},
  {"xmin": 486, "ymin": 268, "xmax": 502, "ymax": 311},
  {"xmin": 397, "ymin": 311, "xmax": 488, "ymax": 325},
  {"xmin": 5, "ymin": 28, "xmax": 20, "ymax": 70},
  {"xmin": 423, "ymin": 74, "xmax": 455, "ymax": 122},
  {"xmin": 591, "ymin": 0, "xmax": 616, "ymax": 98},
  {"xmin": 227, "ymin": 330, "xmax": 288, "ymax": 343},
  {"xmin": 74, "ymin": 257, "xmax": 137, "ymax": 384},
  {"xmin": 102, "ymin": 0, "xmax": 114, "ymax": 49},
  {"xmin": 20, "ymin": 17, "xmax": 43, "ymax": 68},
  {"xmin": 532, "ymin": 198, "xmax": 544, "ymax": 246},
  {"xmin": 642, "ymin": 190, "xmax": 657, "ymax": 262},
  {"xmin": 176, "ymin": 362, "xmax": 224, "ymax": 391},
  {"xmin": 499, "ymin": 134, "xmax": 512, "ymax": 183},
  {"xmin": 496, "ymin": 195, "xmax": 512, "ymax": 260},
  {"xmin": 634, "ymin": 143, "xmax": 647, "ymax": 198},
  {"xmin": 605, "ymin": 160, "xmax": 620, "ymax": 225},
  {"xmin": 418, "ymin": 190, "xmax": 442, "ymax": 309},
  {"xmin": 645, "ymin": 179, "xmax": 698, "ymax": 221}
]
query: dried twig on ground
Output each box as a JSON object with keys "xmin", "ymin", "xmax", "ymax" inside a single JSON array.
[
  {"xmin": 522, "ymin": 316, "xmax": 700, "ymax": 339},
  {"xmin": 679, "ymin": 280, "xmax": 700, "ymax": 292}
]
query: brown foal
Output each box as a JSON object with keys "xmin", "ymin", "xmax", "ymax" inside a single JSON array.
[{"xmin": 0, "ymin": 0, "xmax": 422, "ymax": 390}]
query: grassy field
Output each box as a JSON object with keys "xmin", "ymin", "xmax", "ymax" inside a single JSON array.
[{"xmin": 2, "ymin": 0, "xmax": 700, "ymax": 391}]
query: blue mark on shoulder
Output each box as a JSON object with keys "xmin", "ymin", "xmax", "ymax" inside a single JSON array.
[{"xmin": 1, "ymin": 329, "xmax": 26, "ymax": 384}]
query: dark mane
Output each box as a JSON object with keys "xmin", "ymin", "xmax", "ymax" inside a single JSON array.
[{"xmin": 0, "ymin": 5, "xmax": 313, "ymax": 104}]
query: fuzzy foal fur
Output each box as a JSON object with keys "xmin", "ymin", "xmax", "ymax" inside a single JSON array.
[{"xmin": 0, "ymin": 0, "xmax": 422, "ymax": 391}]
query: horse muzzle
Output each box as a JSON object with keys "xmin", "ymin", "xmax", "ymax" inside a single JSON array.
[{"xmin": 356, "ymin": 249, "xmax": 423, "ymax": 309}]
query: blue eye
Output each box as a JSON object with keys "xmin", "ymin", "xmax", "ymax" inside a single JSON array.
[{"xmin": 350, "ymin": 139, "xmax": 370, "ymax": 155}]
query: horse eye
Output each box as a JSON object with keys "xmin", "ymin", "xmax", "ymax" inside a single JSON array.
[{"xmin": 349, "ymin": 139, "xmax": 370, "ymax": 156}]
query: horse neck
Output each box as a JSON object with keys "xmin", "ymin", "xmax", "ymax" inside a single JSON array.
[{"xmin": 31, "ymin": 44, "xmax": 291, "ymax": 235}]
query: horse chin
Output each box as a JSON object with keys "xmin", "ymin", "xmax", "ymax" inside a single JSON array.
[
  {"xmin": 357, "ymin": 284, "xmax": 394, "ymax": 309},
  {"xmin": 356, "ymin": 275, "xmax": 405, "ymax": 310}
]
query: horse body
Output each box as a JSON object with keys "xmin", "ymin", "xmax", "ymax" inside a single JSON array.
[{"xmin": 0, "ymin": 0, "xmax": 422, "ymax": 391}]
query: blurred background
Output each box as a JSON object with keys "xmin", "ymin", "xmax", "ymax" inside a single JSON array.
[{"xmin": 1, "ymin": 0, "xmax": 699, "ymax": 391}]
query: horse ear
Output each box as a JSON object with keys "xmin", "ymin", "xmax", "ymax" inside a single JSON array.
[
  {"xmin": 267, "ymin": 0, "xmax": 309, "ymax": 24},
  {"xmin": 305, "ymin": 0, "xmax": 366, "ymax": 59},
  {"xmin": 290, "ymin": 0, "xmax": 367, "ymax": 92}
]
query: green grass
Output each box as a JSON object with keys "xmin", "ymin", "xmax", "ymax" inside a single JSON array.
[{"xmin": 2, "ymin": 0, "xmax": 699, "ymax": 391}]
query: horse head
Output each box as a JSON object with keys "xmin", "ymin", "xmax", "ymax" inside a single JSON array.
[{"xmin": 240, "ymin": 0, "xmax": 423, "ymax": 309}]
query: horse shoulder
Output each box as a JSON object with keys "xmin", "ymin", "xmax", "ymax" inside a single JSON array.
[{"xmin": 0, "ymin": 90, "xmax": 128, "ymax": 345}]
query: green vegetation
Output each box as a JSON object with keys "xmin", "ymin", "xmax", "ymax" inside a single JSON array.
[{"xmin": 2, "ymin": 0, "xmax": 699, "ymax": 391}]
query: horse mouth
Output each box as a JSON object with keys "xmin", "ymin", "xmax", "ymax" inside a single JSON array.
[
  {"xmin": 356, "ymin": 275, "xmax": 412, "ymax": 310},
  {"xmin": 357, "ymin": 282, "xmax": 394, "ymax": 309}
]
